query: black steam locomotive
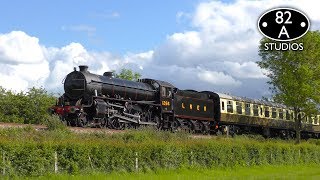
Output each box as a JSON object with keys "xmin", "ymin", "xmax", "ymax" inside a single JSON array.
[{"xmin": 51, "ymin": 65, "xmax": 221, "ymax": 133}]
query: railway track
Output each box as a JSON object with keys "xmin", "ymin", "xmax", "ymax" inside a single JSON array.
[
  {"xmin": 0, "ymin": 122, "xmax": 124, "ymax": 134},
  {"xmin": 0, "ymin": 122, "xmax": 214, "ymax": 139}
]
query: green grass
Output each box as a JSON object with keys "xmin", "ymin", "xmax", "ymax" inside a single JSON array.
[{"xmin": 29, "ymin": 164, "xmax": 320, "ymax": 180}]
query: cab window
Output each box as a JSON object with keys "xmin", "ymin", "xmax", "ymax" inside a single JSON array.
[
  {"xmin": 161, "ymin": 87, "xmax": 166, "ymax": 97},
  {"xmin": 166, "ymin": 87, "xmax": 172, "ymax": 98},
  {"xmin": 161, "ymin": 87, "xmax": 172, "ymax": 98}
]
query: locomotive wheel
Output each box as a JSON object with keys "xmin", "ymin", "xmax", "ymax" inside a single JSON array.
[
  {"xmin": 99, "ymin": 118, "xmax": 108, "ymax": 128},
  {"xmin": 199, "ymin": 122, "xmax": 209, "ymax": 135},
  {"xmin": 139, "ymin": 110, "xmax": 152, "ymax": 123},
  {"xmin": 171, "ymin": 120, "xmax": 181, "ymax": 132},
  {"xmin": 187, "ymin": 121, "xmax": 195, "ymax": 134},
  {"xmin": 153, "ymin": 115, "xmax": 162, "ymax": 130},
  {"xmin": 109, "ymin": 118, "xmax": 125, "ymax": 130},
  {"xmin": 77, "ymin": 113, "xmax": 88, "ymax": 127}
]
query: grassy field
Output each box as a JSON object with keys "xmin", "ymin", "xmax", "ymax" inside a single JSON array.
[{"xmin": 31, "ymin": 164, "xmax": 320, "ymax": 180}]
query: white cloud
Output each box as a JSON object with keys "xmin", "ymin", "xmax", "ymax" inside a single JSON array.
[
  {"xmin": 0, "ymin": 0, "xmax": 320, "ymax": 99},
  {"xmin": 0, "ymin": 31, "xmax": 45, "ymax": 65},
  {"xmin": 44, "ymin": 43, "xmax": 119, "ymax": 91},
  {"xmin": 223, "ymin": 61, "xmax": 266, "ymax": 79},
  {"xmin": 0, "ymin": 31, "xmax": 49, "ymax": 91},
  {"xmin": 197, "ymin": 69, "xmax": 241, "ymax": 86}
]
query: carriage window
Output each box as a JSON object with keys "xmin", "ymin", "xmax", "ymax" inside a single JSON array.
[
  {"xmin": 245, "ymin": 103, "xmax": 251, "ymax": 115},
  {"xmin": 308, "ymin": 117, "xmax": 313, "ymax": 124},
  {"xmin": 279, "ymin": 110, "xmax": 283, "ymax": 119},
  {"xmin": 272, "ymin": 108, "xmax": 277, "ymax": 118},
  {"xmin": 253, "ymin": 105, "xmax": 258, "ymax": 116},
  {"xmin": 265, "ymin": 107, "xmax": 270, "ymax": 118},
  {"xmin": 310, "ymin": 117, "xmax": 315, "ymax": 124},
  {"xmin": 221, "ymin": 101, "xmax": 225, "ymax": 111},
  {"xmin": 260, "ymin": 107, "xmax": 263, "ymax": 116},
  {"xmin": 236, "ymin": 102, "xmax": 242, "ymax": 114},
  {"xmin": 297, "ymin": 113, "xmax": 301, "ymax": 121},
  {"xmin": 315, "ymin": 116, "xmax": 319, "ymax": 124},
  {"xmin": 286, "ymin": 110, "xmax": 290, "ymax": 120},
  {"xmin": 227, "ymin": 101, "xmax": 233, "ymax": 113}
]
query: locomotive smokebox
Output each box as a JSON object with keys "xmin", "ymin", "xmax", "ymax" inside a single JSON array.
[{"xmin": 79, "ymin": 65, "xmax": 88, "ymax": 72}]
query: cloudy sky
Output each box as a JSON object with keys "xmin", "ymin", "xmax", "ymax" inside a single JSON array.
[{"xmin": 0, "ymin": 0, "xmax": 319, "ymax": 98}]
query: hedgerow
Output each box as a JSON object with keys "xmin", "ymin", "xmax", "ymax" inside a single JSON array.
[{"xmin": 0, "ymin": 128, "xmax": 320, "ymax": 177}]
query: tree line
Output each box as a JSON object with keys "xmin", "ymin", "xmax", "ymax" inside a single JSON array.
[{"xmin": 0, "ymin": 87, "xmax": 56, "ymax": 124}]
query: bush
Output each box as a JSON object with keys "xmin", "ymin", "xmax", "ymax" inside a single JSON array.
[
  {"xmin": 45, "ymin": 115, "xmax": 68, "ymax": 132},
  {"xmin": 0, "ymin": 86, "xmax": 55, "ymax": 124}
]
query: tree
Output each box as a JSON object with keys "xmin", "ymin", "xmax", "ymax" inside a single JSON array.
[
  {"xmin": 0, "ymin": 86, "xmax": 55, "ymax": 124},
  {"xmin": 257, "ymin": 31, "xmax": 320, "ymax": 143},
  {"xmin": 115, "ymin": 68, "xmax": 141, "ymax": 81}
]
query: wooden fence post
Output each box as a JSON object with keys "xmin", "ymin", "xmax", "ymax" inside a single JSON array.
[
  {"xmin": 135, "ymin": 152, "xmax": 138, "ymax": 172},
  {"xmin": 54, "ymin": 151, "xmax": 58, "ymax": 173},
  {"xmin": 88, "ymin": 155, "xmax": 93, "ymax": 169},
  {"xmin": 2, "ymin": 151, "xmax": 5, "ymax": 176},
  {"xmin": 190, "ymin": 151, "xmax": 193, "ymax": 166}
]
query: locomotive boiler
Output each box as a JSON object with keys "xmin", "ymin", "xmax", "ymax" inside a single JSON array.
[{"xmin": 64, "ymin": 65, "xmax": 156, "ymax": 103}]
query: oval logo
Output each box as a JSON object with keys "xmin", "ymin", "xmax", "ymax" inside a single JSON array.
[{"xmin": 258, "ymin": 8, "xmax": 310, "ymax": 42}]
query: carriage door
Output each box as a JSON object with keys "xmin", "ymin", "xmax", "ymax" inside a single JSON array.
[{"xmin": 160, "ymin": 86, "xmax": 173, "ymax": 112}]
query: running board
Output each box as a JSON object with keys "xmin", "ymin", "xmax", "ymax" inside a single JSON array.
[
  {"xmin": 114, "ymin": 114, "xmax": 157, "ymax": 125},
  {"xmin": 114, "ymin": 114, "xmax": 138, "ymax": 123}
]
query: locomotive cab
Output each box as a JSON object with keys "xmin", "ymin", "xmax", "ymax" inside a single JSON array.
[
  {"xmin": 160, "ymin": 86, "xmax": 174, "ymax": 112},
  {"xmin": 140, "ymin": 78, "xmax": 176, "ymax": 113}
]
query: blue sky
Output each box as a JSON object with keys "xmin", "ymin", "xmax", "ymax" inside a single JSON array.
[
  {"xmin": 0, "ymin": 0, "xmax": 199, "ymax": 53},
  {"xmin": 0, "ymin": 0, "xmax": 319, "ymax": 98}
]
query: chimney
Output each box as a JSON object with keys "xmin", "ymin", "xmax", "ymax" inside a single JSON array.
[
  {"xmin": 103, "ymin": 71, "xmax": 114, "ymax": 77},
  {"xmin": 79, "ymin": 65, "xmax": 88, "ymax": 72}
]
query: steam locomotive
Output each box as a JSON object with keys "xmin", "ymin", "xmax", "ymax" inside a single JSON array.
[
  {"xmin": 50, "ymin": 65, "xmax": 221, "ymax": 133},
  {"xmin": 50, "ymin": 65, "xmax": 320, "ymax": 138}
]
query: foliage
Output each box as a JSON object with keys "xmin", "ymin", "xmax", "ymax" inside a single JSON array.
[
  {"xmin": 115, "ymin": 68, "xmax": 141, "ymax": 81},
  {"xmin": 45, "ymin": 115, "xmax": 68, "ymax": 132},
  {"xmin": 0, "ymin": 87, "xmax": 55, "ymax": 124},
  {"xmin": 257, "ymin": 31, "xmax": 320, "ymax": 142},
  {"xmin": 1, "ymin": 128, "xmax": 320, "ymax": 177}
]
